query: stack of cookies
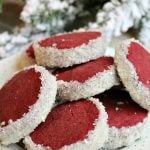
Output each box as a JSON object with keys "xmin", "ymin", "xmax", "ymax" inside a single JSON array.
[{"xmin": 0, "ymin": 31, "xmax": 150, "ymax": 150}]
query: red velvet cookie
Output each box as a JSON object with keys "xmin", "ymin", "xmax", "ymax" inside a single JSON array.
[
  {"xmin": 55, "ymin": 57, "xmax": 119, "ymax": 101},
  {"xmin": 95, "ymin": 89, "xmax": 150, "ymax": 149},
  {"xmin": 115, "ymin": 39, "xmax": 150, "ymax": 110},
  {"xmin": 0, "ymin": 65, "xmax": 57, "ymax": 145},
  {"xmin": 24, "ymin": 98, "xmax": 108, "ymax": 150},
  {"xmin": 31, "ymin": 31, "xmax": 106, "ymax": 68}
]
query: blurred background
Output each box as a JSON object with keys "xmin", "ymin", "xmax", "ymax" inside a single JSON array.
[{"xmin": 0, "ymin": 0, "xmax": 150, "ymax": 58}]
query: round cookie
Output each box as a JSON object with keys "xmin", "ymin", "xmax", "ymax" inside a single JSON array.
[
  {"xmin": 115, "ymin": 39, "xmax": 150, "ymax": 110},
  {"xmin": 55, "ymin": 57, "xmax": 119, "ymax": 101},
  {"xmin": 32, "ymin": 31, "xmax": 106, "ymax": 68},
  {"xmin": 96, "ymin": 89, "xmax": 150, "ymax": 149},
  {"xmin": 0, "ymin": 65, "xmax": 57, "ymax": 145},
  {"xmin": 24, "ymin": 98, "xmax": 108, "ymax": 150}
]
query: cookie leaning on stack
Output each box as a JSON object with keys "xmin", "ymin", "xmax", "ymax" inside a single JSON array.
[{"xmin": 115, "ymin": 39, "xmax": 150, "ymax": 110}]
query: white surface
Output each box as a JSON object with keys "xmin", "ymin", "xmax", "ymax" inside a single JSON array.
[
  {"xmin": 0, "ymin": 144, "xmax": 23, "ymax": 150},
  {"xmin": 122, "ymin": 132, "xmax": 150, "ymax": 150},
  {"xmin": 101, "ymin": 132, "xmax": 150, "ymax": 150}
]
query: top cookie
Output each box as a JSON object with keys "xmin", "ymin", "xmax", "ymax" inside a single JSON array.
[
  {"xmin": 115, "ymin": 39, "xmax": 150, "ymax": 110},
  {"xmin": 28, "ymin": 31, "xmax": 106, "ymax": 68}
]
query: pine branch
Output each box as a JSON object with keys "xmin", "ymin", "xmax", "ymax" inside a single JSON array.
[
  {"xmin": 0, "ymin": 0, "xmax": 3, "ymax": 13},
  {"xmin": 139, "ymin": 9, "xmax": 150, "ymax": 49},
  {"xmin": 89, "ymin": 0, "xmax": 150, "ymax": 43},
  {"xmin": 20, "ymin": 0, "xmax": 76, "ymax": 34}
]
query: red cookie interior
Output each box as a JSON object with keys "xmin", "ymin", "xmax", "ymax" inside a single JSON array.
[
  {"xmin": 26, "ymin": 45, "xmax": 35, "ymax": 59},
  {"xmin": 26, "ymin": 31, "xmax": 101, "ymax": 58},
  {"xmin": 39, "ymin": 31, "xmax": 101, "ymax": 49},
  {"xmin": 95, "ymin": 89, "xmax": 148, "ymax": 128},
  {"xmin": 54, "ymin": 57, "xmax": 114, "ymax": 83},
  {"xmin": 30, "ymin": 99, "xmax": 99, "ymax": 150},
  {"xmin": 0, "ymin": 68, "xmax": 41, "ymax": 126},
  {"xmin": 127, "ymin": 41, "xmax": 150, "ymax": 88}
]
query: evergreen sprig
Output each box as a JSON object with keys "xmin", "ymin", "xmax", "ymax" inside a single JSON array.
[{"xmin": 0, "ymin": 0, "xmax": 3, "ymax": 13}]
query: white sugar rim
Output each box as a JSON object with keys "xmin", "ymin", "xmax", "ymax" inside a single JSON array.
[
  {"xmin": 34, "ymin": 33, "xmax": 107, "ymax": 68},
  {"xmin": 24, "ymin": 98, "xmax": 108, "ymax": 150},
  {"xmin": 0, "ymin": 65, "xmax": 57, "ymax": 145},
  {"xmin": 57, "ymin": 65, "xmax": 119, "ymax": 101},
  {"xmin": 0, "ymin": 144, "xmax": 23, "ymax": 150},
  {"xmin": 115, "ymin": 39, "xmax": 150, "ymax": 110},
  {"xmin": 103, "ymin": 111, "xmax": 150, "ymax": 149}
]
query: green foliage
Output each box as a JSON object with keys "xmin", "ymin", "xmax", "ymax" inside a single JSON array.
[
  {"xmin": 0, "ymin": 0, "xmax": 3, "ymax": 13},
  {"xmin": 65, "ymin": 0, "xmax": 110, "ymax": 31},
  {"xmin": 23, "ymin": 0, "xmax": 110, "ymax": 34}
]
